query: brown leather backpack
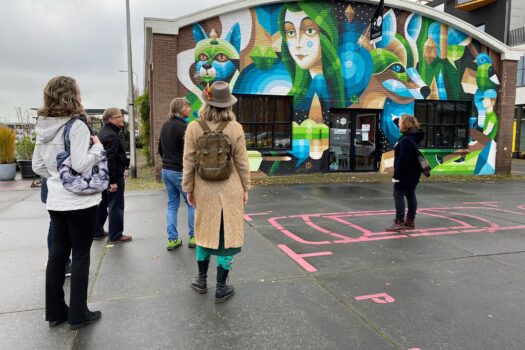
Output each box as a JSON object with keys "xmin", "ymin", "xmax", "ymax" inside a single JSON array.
[{"xmin": 194, "ymin": 119, "xmax": 233, "ymax": 181}]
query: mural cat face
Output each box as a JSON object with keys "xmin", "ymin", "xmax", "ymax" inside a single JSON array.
[
  {"xmin": 58, "ymin": 157, "xmax": 110, "ymax": 195},
  {"xmin": 284, "ymin": 10, "xmax": 321, "ymax": 70},
  {"xmin": 192, "ymin": 23, "xmax": 241, "ymax": 84}
]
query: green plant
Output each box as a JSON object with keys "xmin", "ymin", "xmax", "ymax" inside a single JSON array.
[
  {"xmin": 136, "ymin": 93, "xmax": 151, "ymax": 165},
  {"xmin": 16, "ymin": 135, "xmax": 36, "ymax": 160},
  {"xmin": 0, "ymin": 126, "xmax": 17, "ymax": 164}
]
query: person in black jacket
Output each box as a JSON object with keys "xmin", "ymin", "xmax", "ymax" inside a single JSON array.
[
  {"xmin": 158, "ymin": 97, "xmax": 195, "ymax": 251},
  {"xmin": 386, "ymin": 115, "xmax": 425, "ymax": 232},
  {"xmin": 94, "ymin": 108, "xmax": 132, "ymax": 243}
]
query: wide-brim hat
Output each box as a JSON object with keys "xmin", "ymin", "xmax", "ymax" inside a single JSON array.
[{"xmin": 201, "ymin": 81, "xmax": 237, "ymax": 108}]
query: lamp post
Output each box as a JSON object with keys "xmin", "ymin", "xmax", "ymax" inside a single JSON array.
[
  {"xmin": 119, "ymin": 70, "xmax": 139, "ymax": 96},
  {"xmin": 125, "ymin": 0, "xmax": 137, "ymax": 178}
]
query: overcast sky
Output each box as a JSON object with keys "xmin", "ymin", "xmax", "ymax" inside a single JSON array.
[{"xmin": 0, "ymin": 0, "xmax": 227, "ymax": 122}]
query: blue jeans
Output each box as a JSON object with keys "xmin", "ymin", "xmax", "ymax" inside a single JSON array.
[{"xmin": 162, "ymin": 169, "xmax": 194, "ymax": 241}]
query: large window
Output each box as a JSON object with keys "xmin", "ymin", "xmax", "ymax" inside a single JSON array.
[
  {"xmin": 518, "ymin": 56, "xmax": 525, "ymax": 87},
  {"xmin": 414, "ymin": 100, "xmax": 471, "ymax": 149},
  {"xmin": 233, "ymin": 94, "xmax": 292, "ymax": 150}
]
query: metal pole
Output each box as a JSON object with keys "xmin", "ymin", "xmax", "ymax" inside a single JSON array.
[{"xmin": 125, "ymin": 0, "xmax": 137, "ymax": 178}]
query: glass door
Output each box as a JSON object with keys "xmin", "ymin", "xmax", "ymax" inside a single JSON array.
[
  {"xmin": 328, "ymin": 109, "xmax": 380, "ymax": 172},
  {"xmin": 328, "ymin": 110, "xmax": 352, "ymax": 172}
]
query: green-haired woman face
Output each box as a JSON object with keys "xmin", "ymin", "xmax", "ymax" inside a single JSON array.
[{"xmin": 284, "ymin": 10, "xmax": 322, "ymax": 70}]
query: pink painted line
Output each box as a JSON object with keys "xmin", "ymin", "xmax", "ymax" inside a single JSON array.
[
  {"xmin": 325, "ymin": 216, "xmax": 374, "ymax": 236},
  {"xmin": 244, "ymin": 211, "xmax": 272, "ymax": 222},
  {"xmin": 354, "ymin": 293, "xmax": 395, "ymax": 304},
  {"xmin": 268, "ymin": 217, "xmax": 331, "ymax": 245},
  {"xmin": 277, "ymin": 244, "xmax": 332, "ymax": 272},
  {"xmin": 301, "ymin": 216, "xmax": 353, "ymax": 240},
  {"xmin": 408, "ymin": 348, "xmax": 422, "ymax": 350},
  {"xmin": 289, "ymin": 212, "xmax": 345, "ymax": 218},
  {"xmin": 418, "ymin": 210, "xmax": 474, "ymax": 228},
  {"xmin": 463, "ymin": 201, "xmax": 500, "ymax": 207}
]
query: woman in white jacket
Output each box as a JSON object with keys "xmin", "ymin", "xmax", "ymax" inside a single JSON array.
[{"xmin": 33, "ymin": 76, "xmax": 105, "ymax": 330}]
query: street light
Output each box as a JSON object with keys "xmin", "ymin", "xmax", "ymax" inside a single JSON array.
[
  {"xmin": 125, "ymin": 0, "xmax": 137, "ymax": 178},
  {"xmin": 119, "ymin": 70, "xmax": 139, "ymax": 96}
]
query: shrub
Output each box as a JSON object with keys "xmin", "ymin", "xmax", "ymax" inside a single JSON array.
[
  {"xmin": 0, "ymin": 126, "xmax": 17, "ymax": 164},
  {"xmin": 16, "ymin": 135, "xmax": 36, "ymax": 160},
  {"xmin": 135, "ymin": 93, "xmax": 151, "ymax": 165}
]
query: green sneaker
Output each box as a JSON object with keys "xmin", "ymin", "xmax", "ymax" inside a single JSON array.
[
  {"xmin": 188, "ymin": 237, "xmax": 196, "ymax": 248},
  {"xmin": 167, "ymin": 239, "xmax": 182, "ymax": 251}
]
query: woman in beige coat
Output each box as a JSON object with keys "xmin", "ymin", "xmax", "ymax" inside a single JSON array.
[{"xmin": 182, "ymin": 81, "xmax": 250, "ymax": 303}]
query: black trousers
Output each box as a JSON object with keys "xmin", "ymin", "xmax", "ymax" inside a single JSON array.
[
  {"xmin": 393, "ymin": 183, "xmax": 418, "ymax": 221},
  {"xmin": 96, "ymin": 176, "xmax": 125, "ymax": 241},
  {"xmin": 46, "ymin": 205, "xmax": 97, "ymax": 323}
]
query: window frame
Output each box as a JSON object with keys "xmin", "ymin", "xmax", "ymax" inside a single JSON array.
[
  {"xmin": 233, "ymin": 94, "xmax": 293, "ymax": 151},
  {"xmin": 518, "ymin": 56, "xmax": 525, "ymax": 88},
  {"xmin": 414, "ymin": 100, "xmax": 471, "ymax": 149}
]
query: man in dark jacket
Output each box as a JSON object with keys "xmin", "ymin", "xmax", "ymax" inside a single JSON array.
[
  {"xmin": 94, "ymin": 108, "xmax": 132, "ymax": 243},
  {"xmin": 386, "ymin": 115, "xmax": 425, "ymax": 232},
  {"xmin": 158, "ymin": 97, "xmax": 195, "ymax": 251}
]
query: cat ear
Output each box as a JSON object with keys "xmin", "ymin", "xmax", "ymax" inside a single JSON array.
[
  {"xmin": 225, "ymin": 23, "xmax": 241, "ymax": 52},
  {"xmin": 193, "ymin": 24, "xmax": 208, "ymax": 43}
]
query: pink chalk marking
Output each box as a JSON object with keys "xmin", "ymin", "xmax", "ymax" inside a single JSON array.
[
  {"xmin": 301, "ymin": 215, "xmax": 358, "ymax": 241},
  {"xmin": 417, "ymin": 210, "xmax": 475, "ymax": 228},
  {"xmin": 268, "ymin": 217, "xmax": 331, "ymax": 245},
  {"xmin": 408, "ymin": 348, "xmax": 421, "ymax": 350},
  {"xmin": 244, "ymin": 211, "xmax": 272, "ymax": 222},
  {"xmin": 277, "ymin": 244, "xmax": 332, "ymax": 272},
  {"xmin": 354, "ymin": 293, "xmax": 395, "ymax": 304},
  {"xmin": 463, "ymin": 201, "xmax": 500, "ymax": 207}
]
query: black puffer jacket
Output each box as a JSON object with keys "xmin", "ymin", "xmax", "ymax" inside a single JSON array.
[
  {"xmin": 98, "ymin": 123, "xmax": 128, "ymax": 184},
  {"xmin": 393, "ymin": 129, "xmax": 425, "ymax": 189}
]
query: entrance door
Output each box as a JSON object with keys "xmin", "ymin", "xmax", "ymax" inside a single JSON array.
[{"xmin": 328, "ymin": 109, "xmax": 380, "ymax": 172}]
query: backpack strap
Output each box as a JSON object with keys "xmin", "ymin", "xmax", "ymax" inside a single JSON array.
[
  {"xmin": 215, "ymin": 120, "xmax": 230, "ymax": 132},
  {"xmin": 197, "ymin": 119, "xmax": 212, "ymax": 133}
]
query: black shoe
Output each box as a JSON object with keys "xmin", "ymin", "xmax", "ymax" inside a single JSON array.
[
  {"xmin": 215, "ymin": 266, "xmax": 235, "ymax": 303},
  {"xmin": 191, "ymin": 260, "xmax": 209, "ymax": 294},
  {"xmin": 49, "ymin": 318, "xmax": 67, "ymax": 328},
  {"xmin": 70, "ymin": 311, "xmax": 102, "ymax": 330}
]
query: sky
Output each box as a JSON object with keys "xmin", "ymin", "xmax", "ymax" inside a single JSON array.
[
  {"xmin": 0, "ymin": 0, "xmax": 429, "ymax": 123},
  {"xmin": 0, "ymin": 0, "xmax": 227, "ymax": 122}
]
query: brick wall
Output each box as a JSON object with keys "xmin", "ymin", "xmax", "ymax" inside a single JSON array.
[
  {"xmin": 150, "ymin": 34, "xmax": 178, "ymax": 180},
  {"xmin": 495, "ymin": 59, "xmax": 517, "ymax": 174}
]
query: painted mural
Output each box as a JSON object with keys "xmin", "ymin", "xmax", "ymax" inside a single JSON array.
[{"xmin": 176, "ymin": 1, "xmax": 500, "ymax": 175}]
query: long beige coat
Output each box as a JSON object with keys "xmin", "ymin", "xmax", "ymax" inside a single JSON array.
[{"xmin": 182, "ymin": 119, "xmax": 251, "ymax": 249}]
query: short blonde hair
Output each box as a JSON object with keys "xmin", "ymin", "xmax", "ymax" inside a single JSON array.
[
  {"xmin": 199, "ymin": 104, "xmax": 235, "ymax": 122},
  {"xmin": 102, "ymin": 107, "xmax": 121, "ymax": 124},
  {"xmin": 170, "ymin": 97, "xmax": 188, "ymax": 117},
  {"xmin": 399, "ymin": 114, "xmax": 420, "ymax": 133},
  {"xmin": 38, "ymin": 76, "xmax": 84, "ymax": 117}
]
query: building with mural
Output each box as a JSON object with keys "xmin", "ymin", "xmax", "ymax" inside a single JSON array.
[{"xmin": 144, "ymin": 0, "xmax": 521, "ymax": 177}]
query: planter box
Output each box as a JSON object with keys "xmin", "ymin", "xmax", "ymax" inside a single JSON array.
[
  {"xmin": 18, "ymin": 160, "xmax": 36, "ymax": 179},
  {"xmin": 0, "ymin": 163, "xmax": 16, "ymax": 181}
]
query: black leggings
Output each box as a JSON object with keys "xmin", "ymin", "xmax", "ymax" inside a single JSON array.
[
  {"xmin": 393, "ymin": 184, "xmax": 418, "ymax": 221},
  {"xmin": 46, "ymin": 206, "xmax": 97, "ymax": 323}
]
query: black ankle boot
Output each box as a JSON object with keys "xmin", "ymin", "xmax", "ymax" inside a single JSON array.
[
  {"xmin": 215, "ymin": 266, "xmax": 235, "ymax": 303},
  {"xmin": 191, "ymin": 260, "xmax": 209, "ymax": 294}
]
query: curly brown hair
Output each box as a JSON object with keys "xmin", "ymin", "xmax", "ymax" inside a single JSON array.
[
  {"xmin": 399, "ymin": 114, "xmax": 420, "ymax": 133},
  {"xmin": 37, "ymin": 76, "xmax": 85, "ymax": 117}
]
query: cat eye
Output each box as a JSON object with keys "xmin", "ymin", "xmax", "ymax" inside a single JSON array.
[
  {"xmin": 390, "ymin": 63, "xmax": 406, "ymax": 74},
  {"xmin": 69, "ymin": 169, "xmax": 79, "ymax": 176},
  {"xmin": 198, "ymin": 53, "xmax": 209, "ymax": 61},
  {"xmin": 92, "ymin": 166, "xmax": 99, "ymax": 174},
  {"xmin": 214, "ymin": 53, "xmax": 229, "ymax": 63}
]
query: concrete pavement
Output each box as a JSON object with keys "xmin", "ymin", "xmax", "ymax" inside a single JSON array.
[{"xmin": 1, "ymin": 179, "xmax": 525, "ymax": 349}]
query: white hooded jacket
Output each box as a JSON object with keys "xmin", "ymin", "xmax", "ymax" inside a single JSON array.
[{"xmin": 32, "ymin": 117, "xmax": 105, "ymax": 211}]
